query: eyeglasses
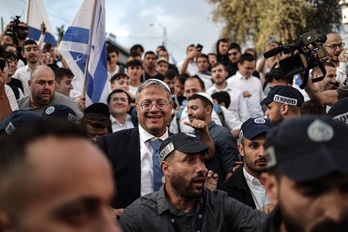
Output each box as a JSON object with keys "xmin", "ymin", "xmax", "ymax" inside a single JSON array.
[
  {"xmin": 228, "ymin": 52, "xmax": 239, "ymax": 56},
  {"xmin": 324, "ymin": 43, "xmax": 345, "ymax": 50},
  {"xmin": 137, "ymin": 100, "xmax": 170, "ymax": 112}
]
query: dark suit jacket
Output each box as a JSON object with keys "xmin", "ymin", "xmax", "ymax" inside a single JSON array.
[
  {"xmin": 218, "ymin": 165, "xmax": 256, "ymax": 209},
  {"xmin": 97, "ymin": 127, "xmax": 141, "ymax": 209}
]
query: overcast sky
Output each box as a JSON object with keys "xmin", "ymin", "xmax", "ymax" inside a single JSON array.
[{"xmin": 1, "ymin": 0, "xmax": 224, "ymax": 62}]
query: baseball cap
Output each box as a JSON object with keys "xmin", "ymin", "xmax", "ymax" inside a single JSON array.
[
  {"xmin": 239, "ymin": 117, "xmax": 273, "ymax": 140},
  {"xmin": 261, "ymin": 85, "xmax": 304, "ymax": 106},
  {"xmin": 84, "ymin": 103, "xmax": 110, "ymax": 118},
  {"xmin": 159, "ymin": 133, "xmax": 208, "ymax": 162},
  {"xmin": 42, "ymin": 104, "xmax": 77, "ymax": 121},
  {"xmin": 265, "ymin": 115, "xmax": 348, "ymax": 183},
  {"xmin": 327, "ymin": 98, "xmax": 348, "ymax": 124},
  {"xmin": 0, "ymin": 110, "xmax": 42, "ymax": 134}
]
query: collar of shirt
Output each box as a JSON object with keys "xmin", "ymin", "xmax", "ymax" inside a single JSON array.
[
  {"xmin": 138, "ymin": 124, "xmax": 169, "ymax": 144},
  {"xmin": 24, "ymin": 65, "xmax": 32, "ymax": 72},
  {"xmin": 212, "ymin": 83, "xmax": 232, "ymax": 92},
  {"xmin": 110, "ymin": 114, "xmax": 131, "ymax": 126},
  {"xmin": 243, "ymin": 167, "xmax": 262, "ymax": 188},
  {"xmin": 236, "ymin": 71, "xmax": 247, "ymax": 80},
  {"xmin": 157, "ymin": 185, "xmax": 204, "ymax": 216}
]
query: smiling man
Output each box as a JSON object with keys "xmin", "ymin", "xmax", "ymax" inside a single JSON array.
[
  {"xmin": 97, "ymin": 79, "xmax": 173, "ymax": 216},
  {"xmin": 107, "ymin": 89, "xmax": 134, "ymax": 132},
  {"xmin": 17, "ymin": 65, "xmax": 82, "ymax": 118},
  {"xmin": 13, "ymin": 40, "xmax": 40, "ymax": 96},
  {"xmin": 119, "ymin": 132, "xmax": 267, "ymax": 232}
]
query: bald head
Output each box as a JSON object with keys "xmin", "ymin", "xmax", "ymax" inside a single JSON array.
[
  {"xmin": 29, "ymin": 65, "xmax": 56, "ymax": 107},
  {"xmin": 30, "ymin": 65, "xmax": 54, "ymax": 81}
]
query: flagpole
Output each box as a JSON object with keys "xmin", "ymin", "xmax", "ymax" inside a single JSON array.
[
  {"xmin": 82, "ymin": 0, "xmax": 98, "ymax": 100},
  {"xmin": 26, "ymin": 0, "xmax": 31, "ymax": 24}
]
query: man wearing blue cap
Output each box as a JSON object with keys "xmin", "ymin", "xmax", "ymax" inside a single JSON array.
[
  {"xmin": 261, "ymin": 116, "xmax": 348, "ymax": 231},
  {"xmin": 261, "ymin": 85, "xmax": 304, "ymax": 125},
  {"xmin": 119, "ymin": 132, "xmax": 267, "ymax": 232},
  {"xmin": 219, "ymin": 117, "xmax": 273, "ymax": 210}
]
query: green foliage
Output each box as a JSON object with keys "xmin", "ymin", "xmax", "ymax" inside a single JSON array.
[{"xmin": 208, "ymin": 0, "xmax": 342, "ymax": 54}]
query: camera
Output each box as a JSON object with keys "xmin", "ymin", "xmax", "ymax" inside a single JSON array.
[
  {"xmin": 8, "ymin": 15, "xmax": 21, "ymax": 44},
  {"xmin": 264, "ymin": 30, "xmax": 329, "ymax": 88}
]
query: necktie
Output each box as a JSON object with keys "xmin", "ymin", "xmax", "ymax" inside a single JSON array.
[{"xmin": 148, "ymin": 139, "xmax": 163, "ymax": 191}]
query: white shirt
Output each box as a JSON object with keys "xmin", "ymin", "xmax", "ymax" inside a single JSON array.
[
  {"xmin": 110, "ymin": 114, "xmax": 134, "ymax": 133},
  {"xmin": 336, "ymin": 61, "xmax": 348, "ymax": 83},
  {"xmin": 227, "ymin": 72, "xmax": 265, "ymax": 118},
  {"xmin": 169, "ymin": 105, "xmax": 222, "ymax": 134},
  {"xmin": 176, "ymin": 60, "xmax": 198, "ymax": 75},
  {"xmin": 206, "ymin": 84, "xmax": 250, "ymax": 123},
  {"xmin": 219, "ymin": 105, "xmax": 241, "ymax": 131},
  {"xmin": 129, "ymin": 85, "xmax": 139, "ymax": 97},
  {"xmin": 13, "ymin": 65, "xmax": 32, "ymax": 97},
  {"xmin": 243, "ymin": 168, "xmax": 270, "ymax": 209},
  {"xmin": 5, "ymin": 85, "xmax": 19, "ymax": 111},
  {"xmin": 138, "ymin": 125, "xmax": 169, "ymax": 196}
]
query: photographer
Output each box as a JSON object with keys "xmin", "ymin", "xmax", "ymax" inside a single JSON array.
[
  {"xmin": 323, "ymin": 32, "xmax": 348, "ymax": 84},
  {"xmin": 0, "ymin": 17, "xmax": 29, "ymax": 64}
]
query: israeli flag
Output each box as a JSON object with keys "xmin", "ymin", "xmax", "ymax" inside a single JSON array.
[
  {"xmin": 26, "ymin": 0, "xmax": 57, "ymax": 46},
  {"xmin": 58, "ymin": 0, "xmax": 107, "ymax": 105}
]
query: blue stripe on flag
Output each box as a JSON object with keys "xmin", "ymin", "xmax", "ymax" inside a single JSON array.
[
  {"xmin": 86, "ymin": 43, "xmax": 107, "ymax": 102},
  {"xmin": 28, "ymin": 27, "xmax": 57, "ymax": 46},
  {"xmin": 63, "ymin": 26, "xmax": 89, "ymax": 44},
  {"xmin": 69, "ymin": 51, "xmax": 87, "ymax": 73}
]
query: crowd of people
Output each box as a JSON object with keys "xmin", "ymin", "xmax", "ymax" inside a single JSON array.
[{"xmin": 0, "ymin": 19, "xmax": 348, "ymax": 232}]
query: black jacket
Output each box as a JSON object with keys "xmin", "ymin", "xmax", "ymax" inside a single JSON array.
[
  {"xmin": 218, "ymin": 165, "xmax": 256, "ymax": 209},
  {"xmin": 97, "ymin": 127, "xmax": 141, "ymax": 209}
]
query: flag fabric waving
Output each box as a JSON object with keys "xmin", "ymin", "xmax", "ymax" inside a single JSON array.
[
  {"xmin": 58, "ymin": 0, "xmax": 107, "ymax": 105},
  {"xmin": 26, "ymin": 0, "xmax": 57, "ymax": 46}
]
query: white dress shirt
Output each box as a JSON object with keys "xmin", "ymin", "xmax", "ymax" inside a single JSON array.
[
  {"xmin": 138, "ymin": 125, "xmax": 169, "ymax": 196},
  {"xmin": 243, "ymin": 168, "xmax": 270, "ymax": 209},
  {"xmin": 206, "ymin": 84, "xmax": 250, "ymax": 123},
  {"xmin": 110, "ymin": 114, "xmax": 134, "ymax": 133},
  {"xmin": 227, "ymin": 72, "xmax": 265, "ymax": 118},
  {"xmin": 13, "ymin": 65, "xmax": 32, "ymax": 96},
  {"xmin": 5, "ymin": 85, "xmax": 19, "ymax": 111}
]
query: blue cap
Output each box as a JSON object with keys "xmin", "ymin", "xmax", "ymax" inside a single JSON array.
[
  {"xmin": 42, "ymin": 104, "xmax": 77, "ymax": 121},
  {"xmin": 239, "ymin": 117, "xmax": 273, "ymax": 140},
  {"xmin": 261, "ymin": 86, "xmax": 304, "ymax": 106},
  {"xmin": 0, "ymin": 110, "xmax": 42, "ymax": 134},
  {"xmin": 327, "ymin": 98, "xmax": 348, "ymax": 124},
  {"xmin": 265, "ymin": 116, "xmax": 348, "ymax": 182},
  {"xmin": 159, "ymin": 133, "xmax": 208, "ymax": 162}
]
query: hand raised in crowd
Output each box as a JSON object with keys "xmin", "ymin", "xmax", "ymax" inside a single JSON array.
[
  {"xmin": 184, "ymin": 118, "xmax": 207, "ymax": 131},
  {"xmin": 338, "ymin": 48, "xmax": 347, "ymax": 63},
  {"xmin": 205, "ymin": 169, "xmax": 219, "ymax": 191},
  {"xmin": 76, "ymin": 95, "xmax": 86, "ymax": 111},
  {"xmin": 184, "ymin": 119, "xmax": 216, "ymax": 160},
  {"xmin": 186, "ymin": 47, "xmax": 202, "ymax": 60}
]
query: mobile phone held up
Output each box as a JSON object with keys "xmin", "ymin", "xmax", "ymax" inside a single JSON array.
[
  {"xmin": 196, "ymin": 44, "xmax": 203, "ymax": 52},
  {"xmin": 269, "ymin": 36, "xmax": 276, "ymax": 44}
]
